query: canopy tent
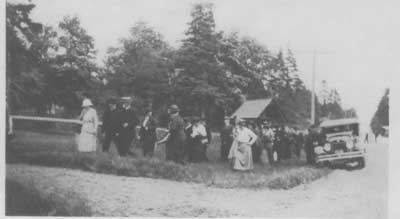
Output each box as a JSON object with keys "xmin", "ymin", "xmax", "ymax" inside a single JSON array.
[
  {"xmin": 230, "ymin": 98, "xmax": 311, "ymax": 129},
  {"xmin": 231, "ymin": 98, "xmax": 287, "ymax": 125}
]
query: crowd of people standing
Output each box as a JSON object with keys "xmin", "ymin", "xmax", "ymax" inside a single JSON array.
[{"xmin": 77, "ymin": 98, "xmax": 312, "ymax": 172}]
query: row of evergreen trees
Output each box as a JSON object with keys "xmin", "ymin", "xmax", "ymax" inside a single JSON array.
[{"xmin": 7, "ymin": 2, "xmax": 348, "ymax": 128}]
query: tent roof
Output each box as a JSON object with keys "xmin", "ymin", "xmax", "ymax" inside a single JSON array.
[
  {"xmin": 319, "ymin": 118, "xmax": 359, "ymax": 128},
  {"xmin": 231, "ymin": 98, "xmax": 273, "ymax": 119}
]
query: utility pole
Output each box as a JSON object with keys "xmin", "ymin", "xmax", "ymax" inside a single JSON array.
[{"xmin": 311, "ymin": 49, "xmax": 316, "ymax": 125}]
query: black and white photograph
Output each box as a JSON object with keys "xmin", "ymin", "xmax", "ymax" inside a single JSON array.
[{"xmin": 3, "ymin": 0, "xmax": 396, "ymax": 218}]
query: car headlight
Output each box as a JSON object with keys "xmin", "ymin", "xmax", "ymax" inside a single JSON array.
[
  {"xmin": 346, "ymin": 140, "xmax": 354, "ymax": 149},
  {"xmin": 314, "ymin": 146, "xmax": 324, "ymax": 154},
  {"xmin": 324, "ymin": 143, "xmax": 331, "ymax": 151}
]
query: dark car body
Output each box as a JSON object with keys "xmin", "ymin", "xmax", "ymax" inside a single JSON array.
[{"xmin": 314, "ymin": 118, "xmax": 366, "ymax": 167}]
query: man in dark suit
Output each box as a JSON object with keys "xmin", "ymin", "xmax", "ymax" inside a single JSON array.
[
  {"xmin": 220, "ymin": 116, "xmax": 233, "ymax": 161},
  {"xmin": 115, "ymin": 97, "xmax": 139, "ymax": 156},
  {"xmin": 102, "ymin": 98, "xmax": 118, "ymax": 152},
  {"xmin": 305, "ymin": 125, "xmax": 322, "ymax": 164}
]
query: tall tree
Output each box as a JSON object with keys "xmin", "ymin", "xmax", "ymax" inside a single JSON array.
[
  {"xmin": 370, "ymin": 88, "xmax": 389, "ymax": 136},
  {"xmin": 105, "ymin": 21, "xmax": 173, "ymax": 112},
  {"xmin": 6, "ymin": 3, "xmax": 44, "ymax": 112},
  {"xmin": 174, "ymin": 3, "xmax": 234, "ymax": 119},
  {"xmin": 50, "ymin": 16, "xmax": 100, "ymax": 114}
]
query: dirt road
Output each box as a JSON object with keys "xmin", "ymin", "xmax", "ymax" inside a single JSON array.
[{"xmin": 6, "ymin": 142, "xmax": 387, "ymax": 218}]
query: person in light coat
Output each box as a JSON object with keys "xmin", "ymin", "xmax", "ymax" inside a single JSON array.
[
  {"xmin": 228, "ymin": 119, "xmax": 258, "ymax": 171},
  {"xmin": 78, "ymin": 98, "xmax": 99, "ymax": 152}
]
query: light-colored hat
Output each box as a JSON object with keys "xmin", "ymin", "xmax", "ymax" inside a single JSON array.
[
  {"xmin": 168, "ymin": 104, "xmax": 180, "ymax": 114},
  {"xmin": 82, "ymin": 99, "xmax": 93, "ymax": 107},
  {"xmin": 121, "ymin": 96, "xmax": 132, "ymax": 102}
]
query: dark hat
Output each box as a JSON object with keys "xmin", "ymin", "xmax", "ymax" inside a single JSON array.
[
  {"xmin": 168, "ymin": 104, "xmax": 180, "ymax": 114},
  {"xmin": 191, "ymin": 116, "xmax": 201, "ymax": 123},
  {"xmin": 107, "ymin": 98, "xmax": 117, "ymax": 104}
]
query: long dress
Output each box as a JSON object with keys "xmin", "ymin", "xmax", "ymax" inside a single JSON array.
[
  {"xmin": 228, "ymin": 127, "xmax": 257, "ymax": 171},
  {"xmin": 189, "ymin": 124, "xmax": 208, "ymax": 162},
  {"xmin": 78, "ymin": 108, "xmax": 99, "ymax": 152},
  {"xmin": 165, "ymin": 114, "xmax": 186, "ymax": 163}
]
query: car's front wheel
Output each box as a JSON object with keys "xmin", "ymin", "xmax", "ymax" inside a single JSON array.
[{"xmin": 357, "ymin": 157, "xmax": 366, "ymax": 169}]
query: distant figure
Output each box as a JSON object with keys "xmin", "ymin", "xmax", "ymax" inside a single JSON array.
[
  {"xmin": 248, "ymin": 122, "xmax": 262, "ymax": 163},
  {"xmin": 78, "ymin": 98, "xmax": 99, "ymax": 152},
  {"xmin": 220, "ymin": 116, "xmax": 233, "ymax": 161},
  {"xmin": 183, "ymin": 117, "xmax": 193, "ymax": 161},
  {"xmin": 139, "ymin": 109, "xmax": 157, "ymax": 157},
  {"xmin": 305, "ymin": 125, "xmax": 321, "ymax": 164},
  {"xmin": 115, "ymin": 97, "xmax": 139, "ymax": 157},
  {"xmin": 262, "ymin": 125, "xmax": 275, "ymax": 164},
  {"xmin": 102, "ymin": 98, "xmax": 118, "ymax": 152},
  {"xmin": 157, "ymin": 105, "xmax": 186, "ymax": 164},
  {"xmin": 274, "ymin": 126, "xmax": 285, "ymax": 162},
  {"xmin": 228, "ymin": 119, "xmax": 258, "ymax": 171},
  {"xmin": 364, "ymin": 133, "xmax": 369, "ymax": 144},
  {"xmin": 188, "ymin": 116, "xmax": 208, "ymax": 162},
  {"xmin": 200, "ymin": 117, "xmax": 211, "ymax": 161}
]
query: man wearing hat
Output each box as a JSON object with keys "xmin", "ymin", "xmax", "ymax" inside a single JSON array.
[
  {"xmin": 115, "ymin": 97, "xmax": 139, "ymax": 156},
  {"xmin": 157, "ymin": 104, "xmax": 186, "ymax": 163},
  {"xmin": 102, "ymin": 98, "xmax": 119, "ymax": 152},
  {"xmin": 305, "ymin": 124, "xmax": 321, "ymax": 164}
]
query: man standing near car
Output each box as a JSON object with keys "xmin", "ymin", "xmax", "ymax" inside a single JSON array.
[
  {"xmin": 305, "ymin": 125, "xmax": 321, "ymax": 164},
  {"xmin": 115, "ymin": 97, "xmax": 139, "ymax": 157}
]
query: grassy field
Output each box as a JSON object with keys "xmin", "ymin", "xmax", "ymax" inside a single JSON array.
[
  {"xmin": 6, "ymin": 178, "xmax": 91, "ymax": 216},
  {"xmin": 7, "ymin": 130, "xmax": 331, "ymax": 190}
]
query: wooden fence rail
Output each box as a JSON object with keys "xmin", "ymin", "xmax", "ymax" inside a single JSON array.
[{"xmin": 8, "ymin": 115, "xmax": 169, "ymax": 135}]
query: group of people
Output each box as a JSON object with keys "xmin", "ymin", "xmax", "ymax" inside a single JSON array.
[
  {"xmin": 155, "ymin": 105, "xmax": 212, "ymax": 164},
  {"xmin": 77, "ymin": 98, "xmax": 312, "ymax": 172},
  {"xmin": 77, "ymin": 97, "xmax": 143, "ymax": 157},
  {"xmin": 220, "ymin": 117, "xmax": 308, "ymax": 170}
]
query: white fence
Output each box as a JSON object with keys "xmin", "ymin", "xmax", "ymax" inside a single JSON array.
[{"xmin": 8, "ymin": 115, "xmax": 168, "ymax": 135}]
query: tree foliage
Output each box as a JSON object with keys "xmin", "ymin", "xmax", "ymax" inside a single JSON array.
[
  {"xmin": 105, "ymin": 21, "xmax": 174, "ymax": 113},
  {"xmin": 370, "ymin": 88, "xmax": 389, "ymax": 136},
  {"xmin": 6, "ymin": 3, "xmax": 44, "ymax": 111},
  {"xmin": 7, "ymin": 1, "xmax": 350, "ymax": 128}
]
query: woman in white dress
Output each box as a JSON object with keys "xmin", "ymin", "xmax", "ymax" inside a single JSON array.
[
  {"xmin": 78, "ymin": 99, "xmax": 99, "ymax": 152},
  {"xmin": 228, "ymin": 119, "xmax": 258, "ymax": 171}
]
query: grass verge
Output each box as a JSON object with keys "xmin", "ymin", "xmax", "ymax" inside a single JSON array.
[
  {"xmin": 7, "ymin": 131, "xmax": 332, "ymax": 190},
  {"xmin": 6, "ymin": 178, "xmax": 91, "ymax": 216}
]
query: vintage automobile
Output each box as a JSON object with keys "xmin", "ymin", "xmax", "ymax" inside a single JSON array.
[{"xmin": 314, "ymin": 118, "xmax": 366, "ymax": 168}]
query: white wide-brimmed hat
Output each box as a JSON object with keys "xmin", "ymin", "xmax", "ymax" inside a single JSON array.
[{"xmin": 82, "ymin": 98, "xmax": 93, "ymax": 107}]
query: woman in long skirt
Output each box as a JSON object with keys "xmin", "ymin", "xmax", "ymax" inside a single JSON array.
[
  {"xmin": 78, "ymin": 99, "xmax": 99, "ymax": 152},
  {"xmin": 228, "ymin": 119, "xmax": 258, "ymax": 171},
  {"xmin": 188, "ymin": 117, "xmax": 208, "ymax": 162}
]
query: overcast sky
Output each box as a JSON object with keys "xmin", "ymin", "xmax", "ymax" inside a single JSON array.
[{"xmin": 11, "ymin": 0, "xmax": 398, "ymax": 131}]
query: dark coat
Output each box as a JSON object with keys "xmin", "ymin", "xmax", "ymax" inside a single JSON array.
[
  {"xmin": 139, "ymin": 116, "xmax": 157, "ymax": 142},
  {"xmin": 220, "ymin": 125, "xmax": 233, "ymax": 161},
  {"xmin": 116, "ymin": 108, "xmax": 139, "ymax": 137},
  {"xmin": 102, "ymin": 108, "xmax": 119, "ymax": 134},
  {"xmin": 166, "ymin": 114, "xmax": 186, "ymax": 162}
]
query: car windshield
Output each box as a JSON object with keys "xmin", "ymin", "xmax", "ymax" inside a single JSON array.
[{"xmin": 322, "ymin": 123, "xmax": 359, "ymax": 136}]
